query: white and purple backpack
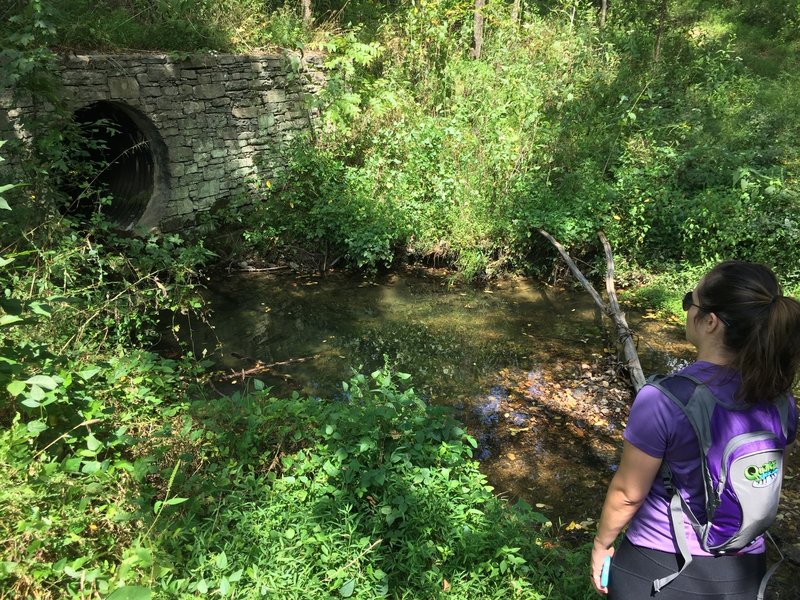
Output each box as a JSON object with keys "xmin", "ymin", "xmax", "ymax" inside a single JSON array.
[{"xmin": 647, "ymin": 374, "xmax": 791, "ymax": 599}]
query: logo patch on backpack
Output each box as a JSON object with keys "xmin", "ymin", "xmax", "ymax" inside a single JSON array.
[{"xmin": 745, "ymin": 459, "xmax": 780, "ymax": 488}]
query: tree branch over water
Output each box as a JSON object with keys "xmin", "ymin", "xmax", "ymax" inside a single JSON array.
[{"xmin": 538, "ymin": 229, "xmax": 646, "ymax": 392}]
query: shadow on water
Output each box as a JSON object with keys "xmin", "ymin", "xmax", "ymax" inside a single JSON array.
[{"xmin": 183, "ymin": 266, "xmax": 695, "ymax": 525}]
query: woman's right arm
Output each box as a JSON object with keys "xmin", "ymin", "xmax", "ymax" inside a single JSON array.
[{"xmin": 591, "ymin": 441, "xmax": 662, "ymax": 594}]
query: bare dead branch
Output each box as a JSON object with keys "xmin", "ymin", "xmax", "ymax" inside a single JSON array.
[
  {"xmin": 538, "ymin": 228, "xmax": 646, "ymax": 392},
  {"xmin": 537, "ymin": 229, "xmax": 607, "ymax": 311},
  {"xmin": 599, "ymin": 231, "xmax": 646, "ymax": 391}
]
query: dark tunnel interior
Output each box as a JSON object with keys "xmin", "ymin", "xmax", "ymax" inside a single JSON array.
[{"xmin": 66, "ymin": 101, "xmax": 155, "ymax": 229}]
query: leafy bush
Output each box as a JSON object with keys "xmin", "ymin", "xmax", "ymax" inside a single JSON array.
[
  {"xmin": 0, "ymin": 142, "xmax": 214, "ymax": 598},
  {"xmin": 20, "ymin": 0, "xmax": 312, "ymax": 52},
  {"xmin": 141, "ymin": 367, "xmax": 594, "ymax": 599},
  {"xmin": 235, "ymin": 140, "xmax": 409, "ymax": 271},
  {"xmin": 278, "ymin": 0, "xmax": 799, "ymax": 285}
]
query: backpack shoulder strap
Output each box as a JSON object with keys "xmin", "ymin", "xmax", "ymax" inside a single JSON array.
[
  {"xmin": 649, "ymin": 374, "xmax": 719, "ymax": 514},
  {"xmin": 646, "ymin": 374, "xmax": 718, "ymax": 593},
  {"xmin": 776, "ymin": 393, "xmax": 791, "ymax": 440},
  {"xmin": 646, "ymin": 373, "xmax": 716, "ymax": 455}
]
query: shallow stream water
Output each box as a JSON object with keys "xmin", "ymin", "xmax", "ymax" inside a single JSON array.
[{"xmin": 188, "ymin": 265, "xmax": 695, "ymax": 525}]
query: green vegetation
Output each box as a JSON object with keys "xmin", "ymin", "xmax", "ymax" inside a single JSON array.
[
  {"xmin": 202, "ymin": 1, "xmax": 800, "ymax": 289},
  {"xmin": 4, "ymin": 1, "xmax": 799, "ymax": 285},
  {"xmin": 2, "ymin": 0, "xmax": 800, "ymax": 598},
  {"xmin": 1, "ymin": 131, "xmax": 589, "ymax": 597}
]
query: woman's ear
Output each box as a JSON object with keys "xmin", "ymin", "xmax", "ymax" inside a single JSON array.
[{"xmin": 707, "ymin": 312, "xmax": 724, "ymax": 333}]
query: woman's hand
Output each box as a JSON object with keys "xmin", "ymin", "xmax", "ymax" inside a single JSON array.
[{"xmin": 590, "ymin": 538, "xmax": 615, "ymax": 595}]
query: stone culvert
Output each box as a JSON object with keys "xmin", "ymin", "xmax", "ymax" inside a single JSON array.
[{"xmin": 1, "ymin": 52, "xmax": 324, "ymax": 231}]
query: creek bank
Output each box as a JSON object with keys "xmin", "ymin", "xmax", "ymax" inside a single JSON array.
[{"xmin": 181, "ymin": 265, "xmax": 800, "ymax": 595}]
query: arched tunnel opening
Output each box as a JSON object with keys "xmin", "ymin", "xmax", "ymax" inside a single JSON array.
[{"xmin": 64, "ymin": 101, "xmax": 165, "ymax": 230}]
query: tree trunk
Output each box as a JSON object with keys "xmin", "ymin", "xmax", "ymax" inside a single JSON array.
[
  {"xmin": 301, "ymin": 0, "xmax": 312, "ymax": 28},
  {"xmin": 538, "ymin": 229, "xmax": 646, "ymax": 392},
  {"xmin": 600, "ymin": 0, "xmax": 608, "ymax": 29},
  {"xmin": 569, "ymin": 1, "xmax": 577, "ymax": 32},
  {"xmin": 511, "ymin": 0, "xmax": 521, "ymax": 24},
  {"xmin": 653, "ymin": 0, "xmax": 668, "ymax": 64},
  {"xmin": 472, "ymin": 0, "xmax": 485, "ymax": 59}
]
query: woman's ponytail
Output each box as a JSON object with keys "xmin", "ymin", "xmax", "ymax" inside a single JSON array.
[{"xmin": 697, "ymin": 261, "xmax": 800, "ymax": 403}]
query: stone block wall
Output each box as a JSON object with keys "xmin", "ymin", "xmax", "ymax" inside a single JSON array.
[{"xmin": 0, "ymin": 52, "xmax": 324, "ymax": 231}]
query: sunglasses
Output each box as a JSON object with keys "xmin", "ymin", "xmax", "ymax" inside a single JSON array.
[{"xmin": 682, "ymin": 290, "xmax": 732, "ymax": 327}]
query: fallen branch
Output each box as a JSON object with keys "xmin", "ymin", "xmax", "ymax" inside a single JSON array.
[
  {"xmin": 235, "ymin": 266, "xmax": 290, "ymax": 273},
  {"xmin": 226, "ymin": 263, "xmax": 290, "ymax": 274},
  {"xmin": 599, "ymin": 231, "xmax": 646, "ymax": 391},
  {"xmin": 224, "ymin": 354, "xmax": 321, "ymax": 381},
  {"xmin": 538, "ymin": 229, "xmax": 646, "ymax": 392}
]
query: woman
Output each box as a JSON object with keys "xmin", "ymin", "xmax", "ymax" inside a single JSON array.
[{"xmin": 591, "ymin": 261, "xmax": 800, "ymax": 599}]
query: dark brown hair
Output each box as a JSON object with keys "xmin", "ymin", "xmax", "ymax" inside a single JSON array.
[{"xmin": 695, "ymin": 260, "xmax": 800, "ymax": 403}]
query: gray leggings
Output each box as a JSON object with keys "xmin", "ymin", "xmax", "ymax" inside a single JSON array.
[{"xmin": 608, "ymin": 537, "xmax": 766, "ymax": 600}]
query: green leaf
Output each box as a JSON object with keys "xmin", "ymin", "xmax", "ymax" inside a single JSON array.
[
  {"xmin": 27, "ymin": 420, "xmax": 47, "ymax": 435},
  {"xmin": 63, "ymin": 457, "xmax": 82, "ymax": 472},
  {"xmin": 164, "ymin": 497, "xmax": 188, "ymax": 506},
  {"xmin": 7, "ymin": 380, "xmax": 25, "ymax": 396},
  {"xmin": 64, "ymin": 566, "xmax": 81, "ymax": 579},
  {"xmin": 106, "ymin": 586, "xmax": 153, "ymax": 600},
  {"xmin": 219, "ymin": 576, "xmax": 230, "ymax": 595},
  {"xmin": 78, "ymin": 367, "xmax": 102, "ymax": 381},
  {"xmin": 26, "ymin": 375, "xmax": 58, "ymax": 390},
  {"xmin": 0, "ymin": 256, "xmax": 14, "ymax": 267},
  {"xmin": 339, "ymin": 578, "xmax": 356, "ymax": 597},
  {"xmin": 81, "ymin": 460, "xmax": 102, "ymax": 474},
  {"xmin": 197, "ymin": 579, "xmax": 208, "ymax": 594},
  {"xmin": 0, "ymin": 198, "xmax": 10, "ymax": 210},
  {"xmin": 0, "ymin": 561, "xmax": 17, "ymax": 575},
  {"xmin": 52, "ymin": 558, "xmax": 68, "ymax": 571},
  {"xmin": 215, "ymin": 551, "xmax": 228, "ymax": 569},
  {"xmin": 29, "ymin": 384, "xmax": 44, "ymax": 401},
  {"xmin": 0, "ymin": 315, "xmax": 22, "ymax": 327},
  {"xmin": 28, "ymin": 302, "xmax": 51, "ymax": 317},
  {"xmin": 86, "ymin": 434, "xmax": 102, "ymax": 452},
  {"xmin": 20, "ymin": 398, "xmax": 41, "ymax": 408}
]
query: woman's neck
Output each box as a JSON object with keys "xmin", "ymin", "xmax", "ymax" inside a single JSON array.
[{"xmin": 696, "ymin": 345, "xmax": 734, "ymax": 366}]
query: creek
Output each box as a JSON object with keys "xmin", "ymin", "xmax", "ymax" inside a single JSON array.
[{"xmin": 189, "ymin": 265, "xmax": 694, "ymax": 524}]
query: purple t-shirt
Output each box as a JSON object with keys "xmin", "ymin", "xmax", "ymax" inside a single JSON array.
[{"xmin": 624, "ymin": 361, "xmax": 798, "ymax": 555}]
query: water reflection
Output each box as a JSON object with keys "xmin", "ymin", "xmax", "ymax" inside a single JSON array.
[{"xmin": 194, "ymin": 266, "xmax": 693, "ymax": 521}]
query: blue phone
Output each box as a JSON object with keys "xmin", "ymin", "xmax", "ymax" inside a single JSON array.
[{"xmin": 600, "ymin": 556, "xmax": 611, "ymax": 587}]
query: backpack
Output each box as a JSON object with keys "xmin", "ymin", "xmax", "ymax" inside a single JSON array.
[{"xmin": 646, "ymin": 373, "xmax": 791, "ymax": 599}]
